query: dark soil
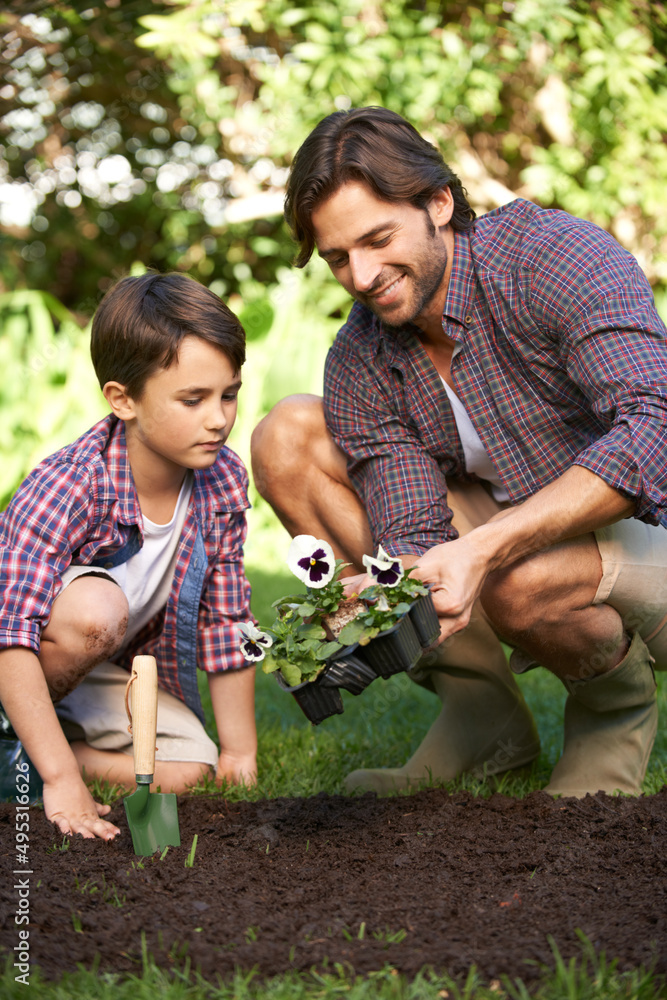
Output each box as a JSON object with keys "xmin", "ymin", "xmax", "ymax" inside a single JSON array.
[{"xmin": 1, "ymin": 788, "xmax": 666, "ymax": 985}]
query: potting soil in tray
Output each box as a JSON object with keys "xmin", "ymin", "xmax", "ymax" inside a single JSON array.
[{"xmin": 1, "ymin": 787, "xmax": 665, "ymax": 986}]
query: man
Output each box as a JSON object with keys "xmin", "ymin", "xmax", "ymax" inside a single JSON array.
[{"xmin": 252, "ymin": 107, "xmax": 667, "ymax": 797}]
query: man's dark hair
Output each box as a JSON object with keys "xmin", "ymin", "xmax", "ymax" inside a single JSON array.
[
  {"xmin": 284, "ymin": 106, "xmax": 476, "ymax": 267},
  {"xmin": 91, "ymin": 272, "xmax": 246, "ymax": 399}
]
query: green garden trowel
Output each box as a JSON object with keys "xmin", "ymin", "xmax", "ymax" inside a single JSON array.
[{"xmin": 123, "ymin": 655, "xmax": 181, "ymax": 856}]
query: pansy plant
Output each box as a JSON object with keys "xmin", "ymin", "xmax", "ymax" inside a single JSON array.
[
  {"xmin": 287, "ymin": 535, "xmax": 335, "ymax": 589},
  {"xmin": 362, "ymin": 544, "xmax": 404, "ymax": 587},
  {"xmin": 236, "ymin": 622, "xmax": 273, "ymax": 662},
  {"xmin": 239, "ymin": 539, "xmax": 429, "ymax": 686}
]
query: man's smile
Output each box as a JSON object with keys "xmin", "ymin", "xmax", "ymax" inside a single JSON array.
[{"xmin": 366, "ymin": 273, "xmax": 405, "ymax": 306}]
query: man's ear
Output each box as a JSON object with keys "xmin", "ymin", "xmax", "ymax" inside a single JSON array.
[
  {"xmin": 103, "ymin": 381, "xmax": 136, "ymax": 421},
  {"xmin": 429, "ymin": 186, "xmax": 454, "ymax": 229}
]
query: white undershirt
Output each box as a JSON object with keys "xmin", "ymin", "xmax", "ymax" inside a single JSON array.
[
  {"xmin": 108, "ymin": 472, "xmax": 194, "ymax": 645},
  {"xmin": 440, "ymin": 377, "xmax": 509, "ymax": 503}
]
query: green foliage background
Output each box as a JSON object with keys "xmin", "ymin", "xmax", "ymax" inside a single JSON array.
[{"xmin": 1, "ymin": 0, "xmax": 666, "ymax": 568}]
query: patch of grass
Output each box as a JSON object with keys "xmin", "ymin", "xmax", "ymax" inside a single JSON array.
[
  {"xmin": 372, "ymin": 926, "xmax": 407, "ymax": 947},
  {"xmin": 84, "ymin": 775, "xmax": 127, "ymax": 806},
  {"xmin": 1, "ymin": 933, "xmax": 664, "ymax": 998}
]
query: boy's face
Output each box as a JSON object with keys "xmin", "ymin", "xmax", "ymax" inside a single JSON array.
[{"xmin": 126, "ymin": 335, "xmax": 241, "ymax": 473}]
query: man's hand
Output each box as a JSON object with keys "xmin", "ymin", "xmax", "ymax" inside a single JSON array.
[
  {"xmin": 411, "ymin": 533, "xmax": 490, "ymax": 643},
  {"xmin": 216, "ymin": 749, "xmax": 257, "ymax": 787},
  {"xmin": 42, "ymin": 774, "xmax": 120, "ymax": 841}
]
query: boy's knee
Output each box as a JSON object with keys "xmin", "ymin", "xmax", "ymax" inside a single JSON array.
[
  {"xmin": 46, "ymin": 576, "xmax": 129, "ymax": 661},
  {"xmin": 251, "ymin": 393, "xmax": 325, "ymax": 497}
]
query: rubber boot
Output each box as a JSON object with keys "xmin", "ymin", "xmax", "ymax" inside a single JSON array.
[
  {"xmin": 344, "ymin": 610, "xmax": 541, "ymax": 793},
  {"xmin": 545, "ymin": 632, "xmax": 658, "ymax": 798}
]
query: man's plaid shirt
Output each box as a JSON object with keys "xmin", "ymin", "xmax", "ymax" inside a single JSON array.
[
  {"xmin": 324, "ymin": 198, "xmax": 667, "ymax": 556},
  {"xmin": 0, "ymin": 415, "xmax": 251, "ymax": 722}
]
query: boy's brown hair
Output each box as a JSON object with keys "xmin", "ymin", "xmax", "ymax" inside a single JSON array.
[{"xmin": 91, "ymin": 272, "xmax": 246, "ymax": 399}]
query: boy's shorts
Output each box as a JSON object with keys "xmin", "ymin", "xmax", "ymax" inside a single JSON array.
[{"xmin": 54, "ymin": 566, "xmax": 219, "ymax": 767}]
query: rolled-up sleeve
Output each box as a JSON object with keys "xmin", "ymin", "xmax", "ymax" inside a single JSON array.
[
  {"xmin": 530, "ymin": 236, "xmax": 667, "ymax": 524},
  {"xmin": 0, "ymin": 463, "xmax": 95, "ymax": 651}
]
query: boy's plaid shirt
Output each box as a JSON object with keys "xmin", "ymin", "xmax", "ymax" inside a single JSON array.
[
  {"xmin": 324, "ymin": 198, "xmax": 667, "ymax": 556},
  {"xmin": 0, "ymin": 415, "xmax": 251, "ymax": 722}
]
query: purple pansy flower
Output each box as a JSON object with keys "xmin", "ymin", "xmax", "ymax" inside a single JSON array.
[
  {"xmin": 237, "ymin": 622, "xmax": 273, "ymax": 662},
  {"xmin": 362, "ymin": 545, "xmax": 404, "ymax": 587},
  {"xmin": 287, "ymin": 535, "xmax": 335, "ymax": 589}
]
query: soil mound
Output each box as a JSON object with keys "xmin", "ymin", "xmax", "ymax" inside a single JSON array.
[{"xmin": 1, "ymin": 787, "xmax": 666, "ymax": 984}]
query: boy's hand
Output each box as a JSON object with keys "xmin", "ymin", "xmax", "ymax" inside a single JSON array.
[
  {"xmin": 43, "ymin": 775, "xmax": 121, "ymax": 841},
  {"xmin": 215, "ymin": 749, "xmax": 257, "ymax": 787}
]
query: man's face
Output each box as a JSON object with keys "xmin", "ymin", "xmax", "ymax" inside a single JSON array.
[{"xmin": 311, "ymin": 181, "xmax": 452, "ymax": 331}]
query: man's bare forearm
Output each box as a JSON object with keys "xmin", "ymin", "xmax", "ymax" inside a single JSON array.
[
  {"xmin": 411, "ymin": 466, "xmax": 635, "ymax": 638},
  {"xmin": 465, "ymin": 465, "xmax": 634, "ymax": 576}
]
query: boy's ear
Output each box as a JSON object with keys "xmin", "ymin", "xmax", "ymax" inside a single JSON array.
[{"xmin": 103, "ymin": 382, "xmax": 136, "ymax": 421}]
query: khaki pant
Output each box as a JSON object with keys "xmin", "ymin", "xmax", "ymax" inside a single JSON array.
[{"xmin": 445, "ymin": 480, "xmax": 667, "ymax": 669}]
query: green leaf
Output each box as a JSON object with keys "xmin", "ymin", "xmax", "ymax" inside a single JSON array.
[
  {"xmin": 291, "ymin": 41, "xmax": 329, "ymax": 61},
  {"xmin": 316, "ymin": 640, "xmax": 343, "ymax": 660},
  {"xmin": 337, "ymin": 619, "xmax": 367, "ymax": 645},
  {"xmin": 280, "ymin": 662, "xmax": 303, "ymax": 687},
  {"xmin": 298, "ymin": 623, "xmax": 326, "ymax": 640}
]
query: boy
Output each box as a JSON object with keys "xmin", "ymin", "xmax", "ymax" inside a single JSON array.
[{"xmin": 0, "ymin": 272, "xmax": 256, "ymax": 842}]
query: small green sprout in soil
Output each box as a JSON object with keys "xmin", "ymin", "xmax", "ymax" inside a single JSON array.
[
  {"xmin": 373, "ymin": 926, "xmax": 408, "ymax": 947},
  {"xmin": 184, "ymin": 833, "xmax": 198, "ymax": 868},
  {"xmin": 74, "ymin": 874, "xmax": 126, "ymax": 908},
  {"xmin": 47, "ymin": 835, "xmax": 70, "ymax": 854}
]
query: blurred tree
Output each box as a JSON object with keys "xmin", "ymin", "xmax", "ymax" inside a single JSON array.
[
  {"xmin": 1, "ymin": 0, "xmax": 666, "ymax": 564},
  {"xmin": 1, "ymin": 0, "xmax": 666, "ymax": 317}
]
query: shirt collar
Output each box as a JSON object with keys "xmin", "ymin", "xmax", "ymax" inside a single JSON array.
[
  {"xmin": 103, "ymin": 417, "xmax": 142, "ymax": 525},
  {"xmin": 441, "ymin": 230, "xmax": 476, "ymax": 336}
]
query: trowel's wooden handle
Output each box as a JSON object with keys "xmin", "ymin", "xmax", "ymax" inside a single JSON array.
[{"xmin": 130, "ymin": 655, "xmax": 158, "ymax": 778}]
